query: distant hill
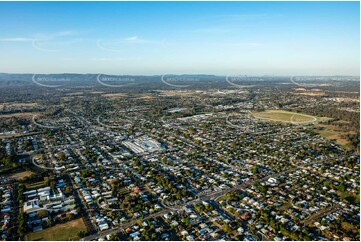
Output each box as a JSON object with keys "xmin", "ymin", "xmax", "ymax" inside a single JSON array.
[
  {"xmin": 0, "ymin": 73, "xmax": 222, "ymax": 87},
  {"xmin": 0, "ymin": 73, "xmax": 358, "ymax": 88}
]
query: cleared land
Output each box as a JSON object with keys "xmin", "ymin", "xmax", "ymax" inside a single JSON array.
[
  {"xmin": 137, "ymin": 94, "xmax": 156, "ymax": 99},
  {"xmin": 0, "ymin": 102, "xmax": 38, "ymax": 109},
  {"xmin": 25, "ymin": 218, "xmax": 87, "ymax": 241},
  {"xmin": 102, "ymin": 93, "xmax": 128, "ymax": 98},
  {"xmin": 10, "ymin": 170, "xmax": 34, "ymax": 180},
  {"xmin": 0, "ymin": 112, "xmax": 41, "ymax": 119},
  {"xmin": 315, "ymin": 124, "xmax": 356, "ymax": 147},
  {"xmin": 252, "ymin": 110, "xmax": 322, "ymax": 124},
  {"xmin": 159, "ymin": 90, "xmax": 197, "ymax": 97},
  {"xmin": 294, "ymin": 92, "xmax": 326, "ymax": 97},
  {"xmin": 26, "ymin": 180, "xmax": 47, "ymax": 189},
  {"xmin": 66, "ymin": 92, "xmax": 84, "ymax": 96}
]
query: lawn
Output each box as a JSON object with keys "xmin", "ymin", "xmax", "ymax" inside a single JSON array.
[
  {"xmin": 25, "ymin": 218, "xmax": 87, "ymax": 241},
  {"xmin": 26, "ymin": 180, "xmax": 46, "ymax": 189},
  {"xmin": 252, "ymin": 110, "xmax": 320, "ymax": 124}
]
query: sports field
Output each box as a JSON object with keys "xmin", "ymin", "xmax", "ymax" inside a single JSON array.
[
  {"xmin": 252, "ymin": 110, "xmax": 320, "ymax": 124},
  {"xmin": 25, "ymin": 218, "xmax": 87, "ymax": 241}
]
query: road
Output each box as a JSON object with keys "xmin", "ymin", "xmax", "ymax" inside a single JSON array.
[
  {"xmin": 302, "ymin": 205, "xmax": 339, "ymax": 226},
  {"xmin": 64, "ymin": 173, "xmax": 97, "ymax": 234},
  {"xmin": 2, "ymin": 182, "xmax": 20, "ymax": 241},
  {"xmin": 81, "ymin": 165, "xmax": 299, "ymax": 240},
  {"xmin": 82, "ymin": 209, "xmax": 169, "ymax": 241},
  {"xmin": 69, "ymin": 110, "xmax": 306, "ymax": 241}
]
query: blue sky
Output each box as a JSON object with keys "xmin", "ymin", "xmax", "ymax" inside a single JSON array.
[{"xmin": 0, "ymin": 1, "xmax": 359, "ymax": 75}]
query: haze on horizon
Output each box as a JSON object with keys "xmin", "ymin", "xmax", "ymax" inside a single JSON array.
[{"xmin": 0, "ymin": 1, "xmax": 359, "ymax": 76}]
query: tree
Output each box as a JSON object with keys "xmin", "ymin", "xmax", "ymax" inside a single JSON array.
[
  {"xmin": 37, "ymin": 210, "xmax": 48, "ymax": 218},
  {"xmin": 45, "ymin": 219, "xmax": 53, "ymax": 227},
  {"xmin": 222, "ymin": 223, "xmax": 231, "ymax": 233},
  {"xmin": 337, "ymin": 183, "xmax": 346, "ymax": 192},
  {"xmin": 77, "ymin": 231, "xmax": 86, "ymax": 238},
  {"xmin": 17, "ymin": 212, "xmax": 26, "ymax": 237},
  {"xmin": 341, "ymin": 221, "xmax": 354, "ymax": 232},
  {"xmin": 259, "ymin": 186, "xmax": 267, "ymax": 194},
  {"xmin": 66, "ymin": 213, "xmax": 74, "ymax": 221},
  {"xmin": 251, "ymin": 166, "xmax": 259, "ymax": 174}
]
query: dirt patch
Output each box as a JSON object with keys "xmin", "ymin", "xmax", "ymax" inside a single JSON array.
[
  {"xmin": 10, "ymin": 170, "xmax": 34, "ymax": 180},
  {"xmin": 294, "ymin": 92, "xmax": 325, "ymax": 96},
  {"xmin": 160, "ymin": 90, "xmax": 196, "ymax": 97},
  {"xmin": 102, "ymin": 93, "xmax": 128, "ymax": 97},
  {"xmin": 66, "ymin": 92, "xmax": 84, "ymax": 96},
  {"xmin": 137, "ymin": 95, "xmax": 155, "ymax": 99}
]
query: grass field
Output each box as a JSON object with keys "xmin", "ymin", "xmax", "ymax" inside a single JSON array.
[
  {"xmin": 315, "ymin": 124, "xmax": 355, "ymax": 147},
  {"xmin": 0, "ymin": 112, "xmax": 42, "ymax": 119},
  {"xmin": 10, "ymin": 170, "xmax": 34, "ymax": 180},
  {"xmin": 25, "ymin": 218, "xmax": 87, "ymax": 241},
  {"xmin": 252, "ymin": 110, "xmax": 322, "ymax": 124},
  {"xmin": 25, "ymin": 180, "xmax": 46, "ymax": 189},
  {"xmin": 0, "ymin": 102, "xmax": 38, "ymax": 109}
]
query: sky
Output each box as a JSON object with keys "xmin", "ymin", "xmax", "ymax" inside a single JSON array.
[{"xmin": 0, "ymin": 1, "xmax": 359, "ymax": 76}]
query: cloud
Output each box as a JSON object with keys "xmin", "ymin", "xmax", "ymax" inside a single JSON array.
[
  {"xmin": 32, "ymin": 30, "xmax": 80, "ymax": 52},
  {"xmin": 90, "ymin": 57, "xmax": 141, "ymax": 61},
  {"xmin": 0, "ymin": 37, "xmax": 34, "ymax": 42},
  {"xmin": 189, "ymin": 28, "xmax": 234, "ymax": 34},
  {"xmin": 97, "ymin": 36, "xmax": 167, "ymax": 52},
  {"xmin": 55, "ymin": 30, "xmax": 78, "ymax": 37},
  {"xmin": 230, "ymin": 42, "xmax": 262, "ymax": 47},
  {"xmin": 218, "ymin": 13, "xmax": 284, "ymax": 18},
  {"xmin": 119, "ymin": 36, "xmax": 157, "ymax": 44},
  {"xmin": 32, "ymin": 40, "xmax": 60, "ymax": 52},
  {"xmin": 123, "ymin": 36, "xmax": 139, "ymax": 42},
  {"xmin": 216, "ymin": 14, "xmax": 268, "ymax": 19},
  {"xmin": 120, "ymin": 36, "xmax": 149, "ymax": 44},
  {"xmin": 33, "ymin": 30, "xmax": 78, "ymax": 41},
  {"xmin": 0, "ymin": 30, "xmax": 78, "ymax": 43}
]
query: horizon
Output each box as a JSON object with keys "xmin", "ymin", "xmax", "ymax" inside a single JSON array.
[
  {"xmin": 0, "ymin": 72, "xmax": 360, "ymax": 77},
  {"xmin": 0, "ymin": 1, "xmax": 359, "ymax": 76}
]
